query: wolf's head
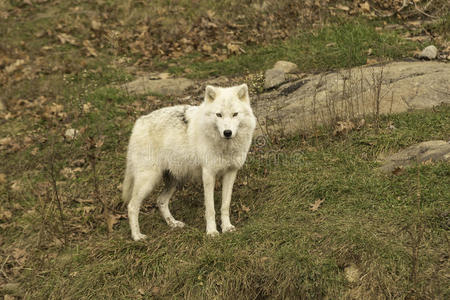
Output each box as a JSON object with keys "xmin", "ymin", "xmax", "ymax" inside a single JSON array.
[{"xmin": 202, "ymin": 84, "xmax": 255, "ymax": 140}]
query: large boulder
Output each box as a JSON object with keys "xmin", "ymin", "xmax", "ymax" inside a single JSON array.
[
  {"xmin": 379, "ymin": 140, "xmax": 450, "ymax": 173},
  {"xmin": 253, "ymin": 61, "xmax": 450, "ymax": 136}
]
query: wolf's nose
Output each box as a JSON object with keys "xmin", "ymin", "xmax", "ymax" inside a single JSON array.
[{"xmin": 223, "ymin": 130, "xmax": 232, "ymax": 138}]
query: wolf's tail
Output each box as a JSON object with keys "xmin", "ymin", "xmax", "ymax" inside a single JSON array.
[{"xmin": 122, "ymin": 162, "xmax": 134, "ymax": 204}]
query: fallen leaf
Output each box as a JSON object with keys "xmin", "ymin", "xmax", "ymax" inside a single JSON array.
[
  {"xmin": 69, "ymin": 271, "xmax": 79, "ymax": 277},
  {"xmin": 79, "ymin": 206, "xmax": 96, "ymax": 214},
  {"xmin": 11, "ymin": 180, "xmax": 21, "ymax": 191},
  {"xmin": 61, "ymin": 167, "xmax": 75, "ymax": 179},
  {"xmin": 41, "ymin": 45, "xmax": 53, "ymax": 51},
  {"xmin": 5, "ymin": 59, "xmax": 25, "ymax": 74},
  {"xmin": 0, "ymin": 208, "xmax": 12, "ymax": 220},
  {"xmin": 357, "ymin": 119, "xmax": 365, "ymax": 129},
  {"xmin": 0, "ymin": 137, "xmax": 13, "ymax": 146},
  {"xmin": 359, "ymin": 1, "xmax": 370, "ymax": 13},
  {"xmin": 83, "ymin": 102, "xmax": 92, "ymax": 113},
  {"xmin": 260, "ymin": 256, "xmax": 270, "ymax": 263},
  {"xmin": 241, "ymin": 204, "xmax": 250, "ymax": 213},
  {"xmin": 309, "ymin": 198, "xmax": 324, "ymax": 211},
  {"xmin": 407, "ymin": 21, "xmax": 422, "ymax": 27},
  {"xmin": 206, "ymin": 9, "xmax": 215, "ymax": 19},
  {"xmin": 83, "ymin": 40, "xmax": 98, "ymax": 57},
  {"xmin": 75, "ymin": 198, "xmax": 95, "ymax": 204},
  {"xmin": 202, "ymin": 44, "xmax": 213, "ymax": 53},
  {"xmin": 12, "ymin": 248, "xmax": 27, "ymax": 263},
  {"xmin": 366, "ymin": 58, "xmax": 378, "ymax": 65},
  {"xmin": 333, "ymin": 121, "xmax": 355, "ymax": 136},
  {"xmin": 65, "ymin": 128, "xmax": 79, "ymax": 141},
  {"xmin": 57, "ymin": 33, "xmax": 78, "ymax": 45},
  {"xmin": 0, "ymin": 173, "xmax": 6, "ymax": 183},
  {"xmin": 422, "ymin": 158, "xmax": 433, "ymax": 165},
  {"xmin": 95, "ymin": 136, "xmax": 105, "ymax": 148},
  {"xmin": 151, "ymin": 287, "xmax": 160, "ymax": 295},
  {"xmin": 91, "ymin": 20, "xmax": 102, "ymax": 31},
  {"xmin": 227, "ymin": 43, "xmax": 240, "ymax": 55},
  {"xmin": 392, "ymin": 166, "xmax": 404, "ymax": 175},
  {"xmin": 336, "ymin": 4, "xmax": 350, "ymax": 11},
  {"xmin": 106, "ymin": 212, "xmax": 120, "ymax": 233},
  {"xmin": 71, "ymin": 158, "xmax": 86, "ymax": 167}
]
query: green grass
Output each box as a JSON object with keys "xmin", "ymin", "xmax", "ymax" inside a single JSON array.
[
  {"xmin": 163, "ymin": 20, "xmax": 417, "ymax": 79},
  {"xmin": 1, "ymin": 1, "xmax": 450, "ymax": 299},
  {"xmin": 2, "ymin": 98, "xmax": 448, "ymax": 298}
]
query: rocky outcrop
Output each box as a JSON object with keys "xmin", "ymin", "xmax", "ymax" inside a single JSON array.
[
  {"xmin": 254, "ymin": 61, "xmax": 450, "ymax": 136},
  {"xmin": 378, "ymin": 140, "xmax": 450, "ymax": 173}
]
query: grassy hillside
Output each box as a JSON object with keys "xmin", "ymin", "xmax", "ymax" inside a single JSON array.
[
  {"xmin": 0, "ymin": 1, "xmax": 449, "ymax": 299},
  {"xmin": 2, "ymin": 103, "xmax": 449, "ymax": 299}
]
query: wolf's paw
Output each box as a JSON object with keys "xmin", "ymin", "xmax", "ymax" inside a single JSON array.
[
  {"xmin": 206, "ymin": 230, "xmax": 220, "ymax": 237},
  {"xmin": 222, "ymin": 224, "xmax": 236, "ymax": 233},
  {"xmin": 169, "ymin": 220, "xmax": 185, "ymax": 228},
  {"xmin": 132, "ymin": 233, "xmax": 147, "ymax": 241}
]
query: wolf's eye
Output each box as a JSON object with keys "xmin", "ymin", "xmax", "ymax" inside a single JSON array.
[
  {"xmin": 233, "ymin": 112, "xmax": 238, "ymax": 117},
  {"xmin": 216, "ymin": 113, "xmax": 222, "ymax": 118}
]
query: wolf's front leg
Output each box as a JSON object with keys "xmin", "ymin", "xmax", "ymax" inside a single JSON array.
[
  {"xmin": 221, "ymin": 169, "xmax": 238, "ymax": 233},
  {"xmin": 202, "ymin": 168, "xmax": 219, "ymax": 236}
]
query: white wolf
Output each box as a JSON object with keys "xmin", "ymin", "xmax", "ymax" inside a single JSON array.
[{"xmin": 123, "ymin": 84, "xmax": 256, "ymax": 241}]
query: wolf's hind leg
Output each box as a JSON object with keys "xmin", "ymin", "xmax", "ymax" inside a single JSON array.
[
  {"xmin": 128, "ymin": 170, "xmax": 161, "ymax": 241},
  {"xmin": 157, "ymin": 179, "xmax": 185, "ymax": 228}
]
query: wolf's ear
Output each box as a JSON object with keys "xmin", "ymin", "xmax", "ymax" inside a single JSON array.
[
  {"xmin": 205, "ymin": 85, "xmax": 216, "ymax": 102},
  {"xmin": 237, "ymin": 84, "xmax": 249, "ymax": 102}
]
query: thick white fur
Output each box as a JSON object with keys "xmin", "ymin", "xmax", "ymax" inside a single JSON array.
[{"xmin": 123, "ymin": 84, "xmax": 256, "ymax": 241}]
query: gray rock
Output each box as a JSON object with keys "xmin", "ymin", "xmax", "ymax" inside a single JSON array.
[
  {"xmin": 64, "ymin": 128, "xmax": 79, "ymax": 140},
  {"xmin": 378, "ymin": 140, "xmax": 450, "ymax": 173},
  {"xmin": 273, "ymin": 60, "xmax": 298, "ymax": 73},
  {"xmin": 419, "ymin": 45, "xmax": 438, "ymax": 60},
  {"xmin": 122, "ymin": 77, "xmax": 194, "ymax": 96},
  {"xmin": 264, "ymin": 68, "xmax": 285, "ymax": 89},
  {"xmin": 253, "ymin": 61, "xmax": 450, "ymax": 136}
]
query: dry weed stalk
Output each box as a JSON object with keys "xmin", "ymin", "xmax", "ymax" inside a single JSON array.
[
  {"xmin": 86, "ymin": 134, "xmax": 114, "ymax": 234},
  {"xmin": 43, "ymin": 135, "xmax": 68, "ymax": 245}
]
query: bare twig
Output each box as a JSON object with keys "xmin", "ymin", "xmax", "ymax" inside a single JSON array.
[
  {"xmin": 0, "ymin": 255, "xmax": 10, "ymax": 279},
  {"xmin": 414, "ymin": 1, "xmax": 439, "ymax": 19}
]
